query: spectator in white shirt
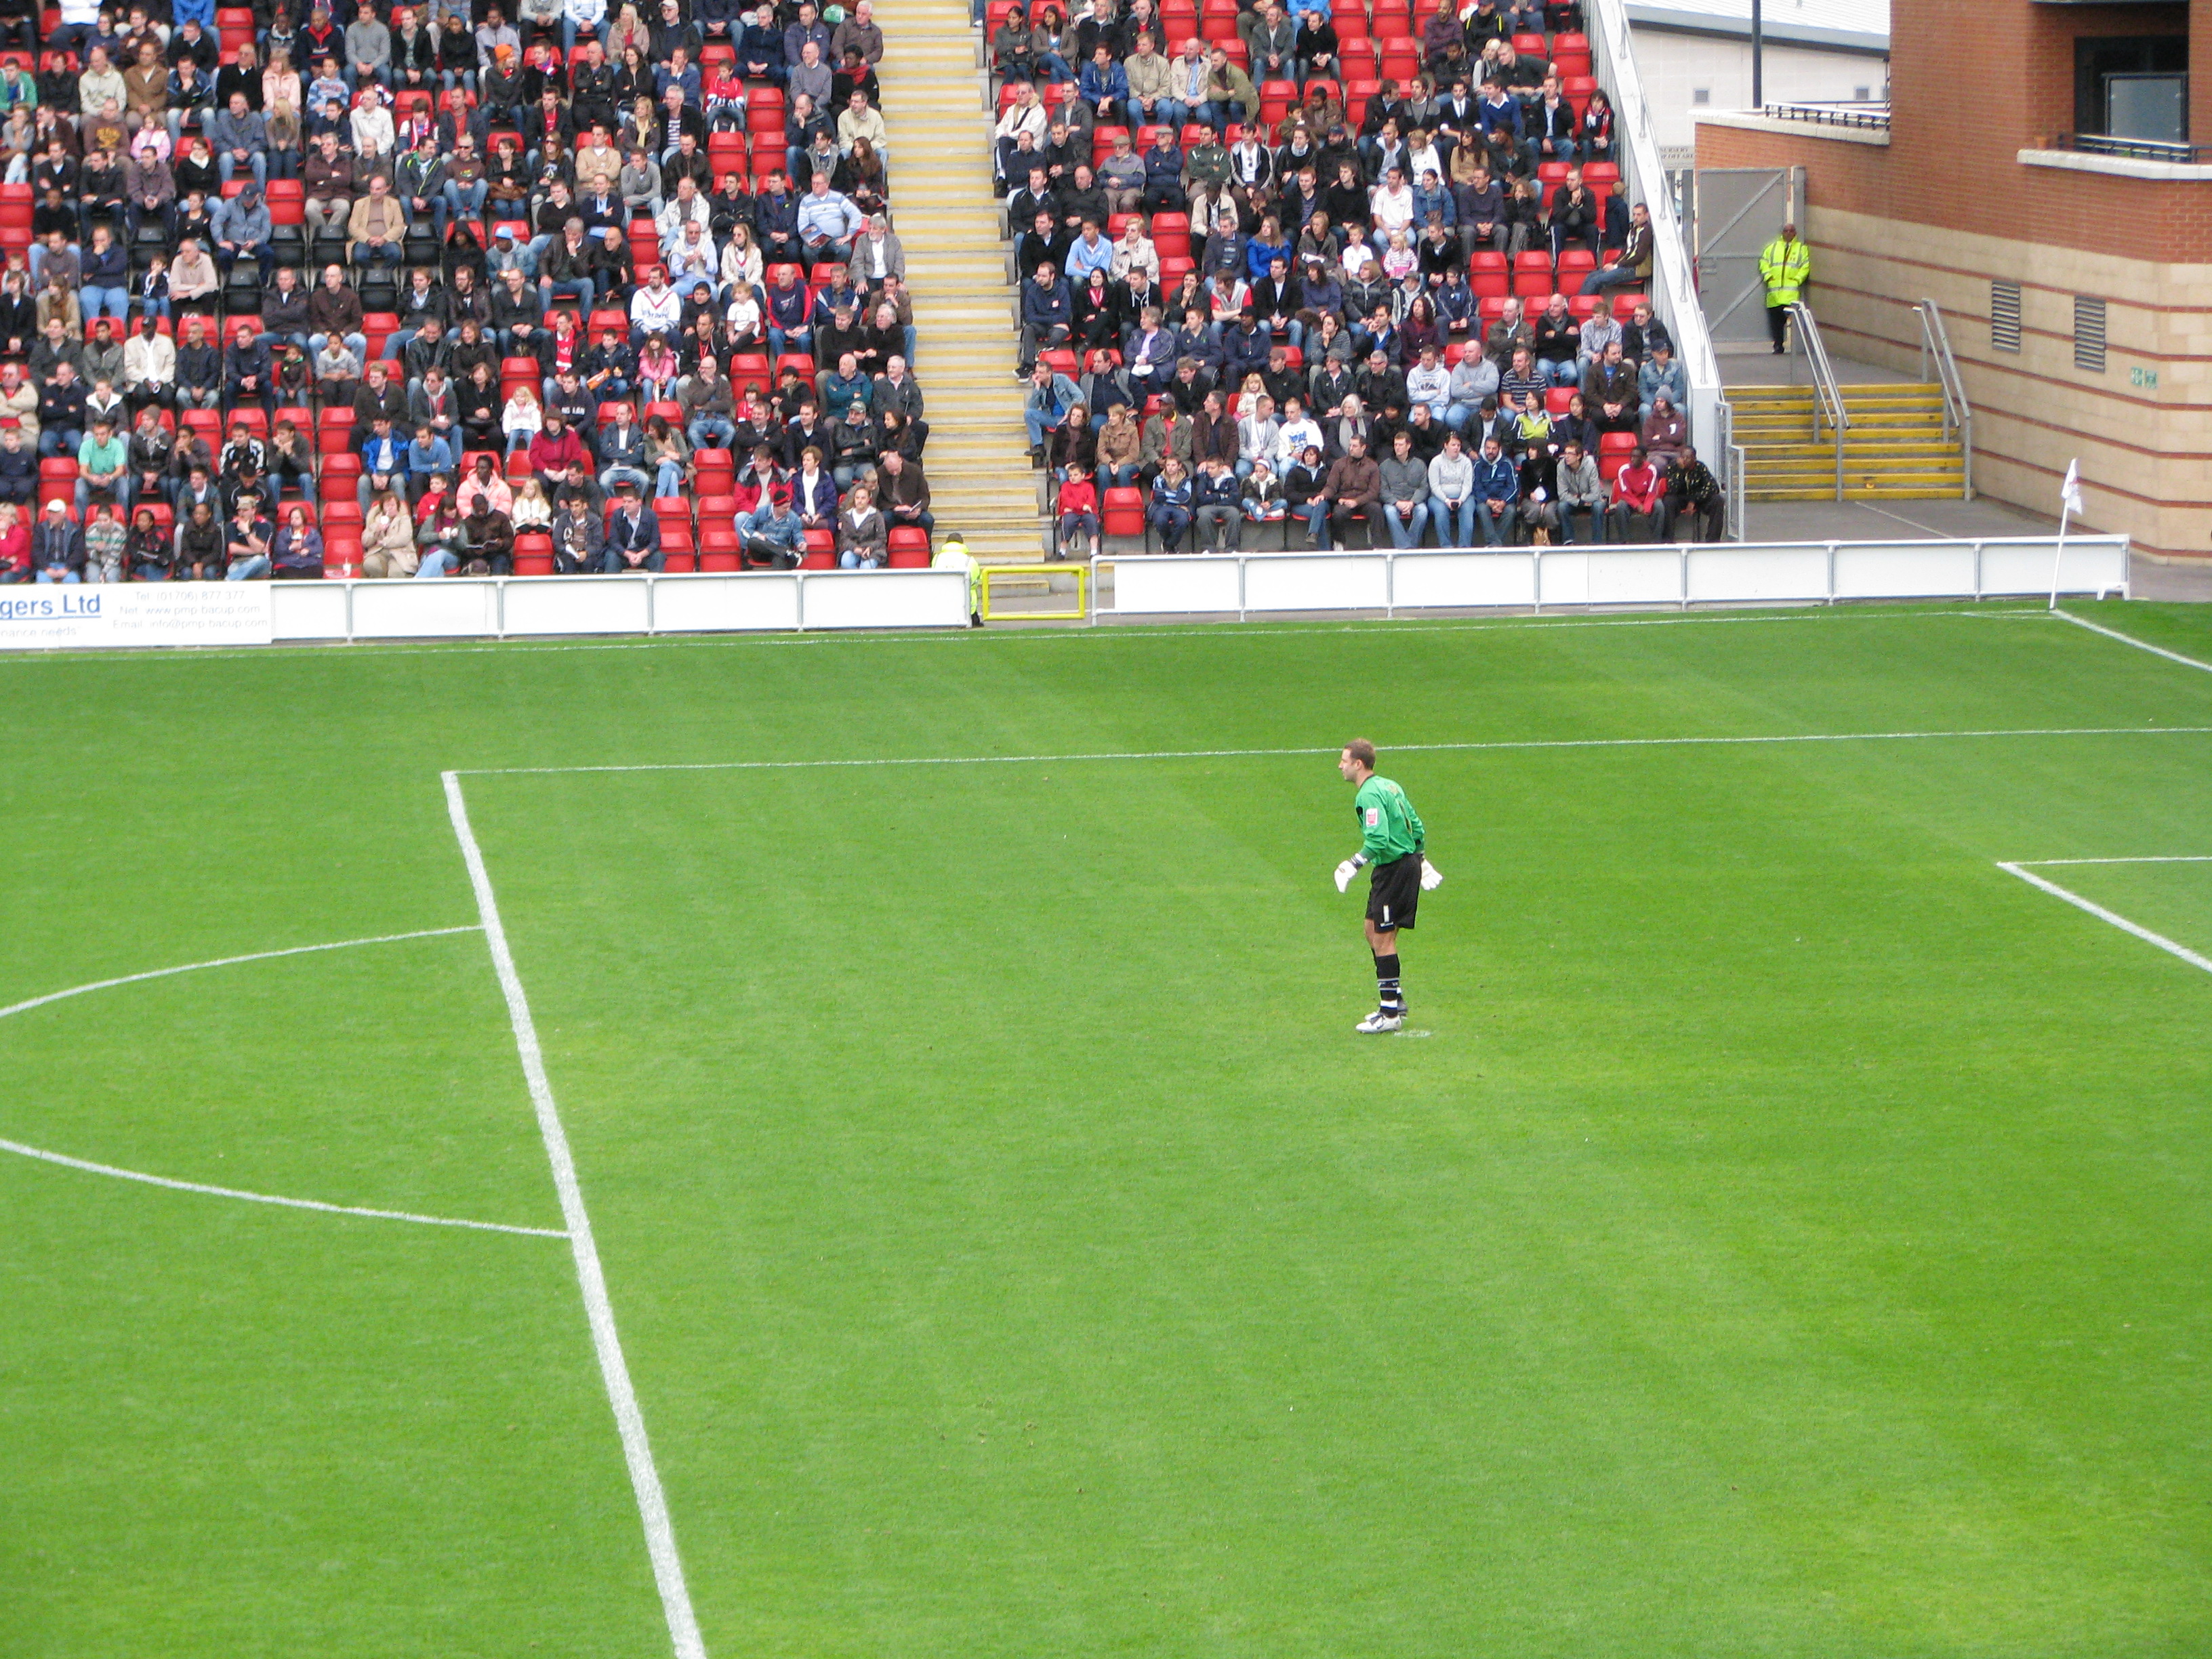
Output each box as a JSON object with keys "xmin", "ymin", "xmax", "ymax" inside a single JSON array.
[
  {"xmin": 1405, "ymin": 344, "xmax": 1451, "ymax": 419},
  {"xmin": 630, "ymin": 270, "xmax": 685, "ymax": 340},
  {"xmin": 1368, "ymin": 166, "xmax": 1416, "ymax": 237}
]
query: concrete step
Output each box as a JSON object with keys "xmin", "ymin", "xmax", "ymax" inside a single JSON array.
[
  {"xmin": 1746, "ymin": 487, "xmax": 1970, "ymax": 502},
  {"xmin": 1745, "ymin": 443, "xmax": 1963, "ymax": 462}
]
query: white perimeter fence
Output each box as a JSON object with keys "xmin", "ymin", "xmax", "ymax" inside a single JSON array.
[
  {"xmin": 1093, "ymin": 537, "xmax": 2131, "ymax": 621},
  {"xmin": 0, "ymin": 536, "xmax": 2132, "ymax": 649}
]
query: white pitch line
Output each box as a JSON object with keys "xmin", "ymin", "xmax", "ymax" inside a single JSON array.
[
  {"xmin": 2055, "ymin": 609, "xmax": 2212, "ymax": 674},
  {"xmin": 0, "ymin": 922, "xmax": 566, "ymax": 1239},
  {"xmin": 2013, "ymin": 855, "xmax": 2212, "ymax": 867},
  {"xmin": 0, "ymin": 925, "xmax": 484, "ymax": 1021},
  {"xmin": 459, "ymin": 723, "xmax": 2212, "ymax": 779},
  {"xmin": 442, "ymin": 772, "xmax": 706, "ymax": 1659},
  {"xmin": 0, "ymin": 1138, "xmax": 569, "ymax": 1237},
  {"xmin": 1997, "ymin": 861, "xmax": 2212, "ymax": 978}
]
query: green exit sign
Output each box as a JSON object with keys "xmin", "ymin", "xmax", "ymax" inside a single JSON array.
[{"xmin": 2130, "ymin": 366, "xmax": 2159, "ymax": 388}]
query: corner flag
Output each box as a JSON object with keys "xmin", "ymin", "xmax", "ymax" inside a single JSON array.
[
  {"xmin": 2049, "ymin": 459, "xmax": 2084, "ymax": 610},
  {"xmin": 2060, "ymin": 459, "xmax": 2085, "ymax": 517}
]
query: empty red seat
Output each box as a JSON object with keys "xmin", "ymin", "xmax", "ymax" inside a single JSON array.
[{"xmin": 1102, "ymin": 487, "xmax": 1145, "ymax": 537}]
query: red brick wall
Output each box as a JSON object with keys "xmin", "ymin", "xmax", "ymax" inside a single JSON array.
[
  {"xmin": 1694, "ymin": 123, "xmax": 2212, "ymax": 266},
  {"xmin": 1696, "ymin": 0, "xmax": 2207, "ymax": 264}
]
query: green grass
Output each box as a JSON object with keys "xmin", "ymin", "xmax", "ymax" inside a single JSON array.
[{"xmin": 3, "ymin": 600, "xmax": 2209, "ymax": 1658}]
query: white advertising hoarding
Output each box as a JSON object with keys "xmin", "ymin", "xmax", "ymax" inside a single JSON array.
[{"xmin": 0, "ymin": 582, "xmax": 274, "ymax": 650}]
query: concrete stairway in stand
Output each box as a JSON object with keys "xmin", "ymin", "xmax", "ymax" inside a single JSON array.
[
  {"xmin": 878, "ymin": 1, "xmax": 1045, "ymax": 560},
  {"xmin": 1732, "ymin": 383, "xmax": 1967, "ymax": 501}
]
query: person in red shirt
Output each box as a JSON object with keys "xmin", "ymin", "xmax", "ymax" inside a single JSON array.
[
  {"xmin": 0, "ymin": 499, "xmax": 27, "ymax": 581},
  {"xmin": 1606, "ymin": 445, "xmax": 1668, "ymax": 543},
  {"xmin": 729, "ymin": 444, "xmax": 789, "ymax": 516},
  {"xmin": 528, "ymin": 411, "xmax": 590, "ymax": 478},
  {"xmin": 1055, "ymin": 460, "xmax": 1100, "ymax": 560}
]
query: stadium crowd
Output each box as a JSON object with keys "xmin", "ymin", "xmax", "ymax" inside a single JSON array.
[
  {"xmin": 1, "ymin": 0, "xmax": 941, "ymax": 582},
  {"xmin": 994, "ymin": 0, "xmax": 1724, "ymax": 554}
]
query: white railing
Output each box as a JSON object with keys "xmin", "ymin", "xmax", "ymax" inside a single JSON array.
[
  {"xmin": 1092, "ymin": 537, "xmax": 2131, "ymax": 619},
  {"xmin": 1584, "ymin": 0, "xmax": 1725, "ymax": 488},
  {"xmin": 268, "ymin": 567, "xmax": 972, "ymax": 643}
]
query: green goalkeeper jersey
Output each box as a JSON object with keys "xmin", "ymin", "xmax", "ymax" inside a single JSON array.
[{"xmin": 1354, "ymin": 775, "xmax": 1425, "ymax": 863}]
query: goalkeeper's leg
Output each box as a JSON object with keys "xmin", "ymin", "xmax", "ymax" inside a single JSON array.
[{"xmin": 1364, "ymin": 917, "xmax": 1404, "ymax": 1023}]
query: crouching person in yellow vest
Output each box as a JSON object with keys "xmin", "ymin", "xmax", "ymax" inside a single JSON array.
[
  {"xmin": 1759, "ymin": 222, "xmax": 1811, "ymax": 354},
  {"xmin": 933, "ymin": 531, "xmax": 983, "ymax": 627}
]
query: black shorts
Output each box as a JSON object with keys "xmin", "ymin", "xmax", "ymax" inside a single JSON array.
[{"xmin": 1366, "ymin": 853, "xmax": 1421, "ymax": 932}]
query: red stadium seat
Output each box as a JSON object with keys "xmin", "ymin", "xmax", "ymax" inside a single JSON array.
[{"xmin": 1102, "ymin": 487, "xmax": 1145, "ymax": 538}]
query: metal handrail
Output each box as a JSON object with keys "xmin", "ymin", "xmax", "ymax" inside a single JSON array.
[
  {"xmin": 1786, "ymin": 302, "xmax": 1848, "ymax": 500},
  {"xmin": 2051, "ymin": 131, "xmax": 2212, "ymax": 165},
  {"xmin": 1760, "ymin": 102, "xmax": 1891, "ymax": 131},
  {"xmin": 1912, "ymin": 299, "xmax": 1975, "ymax": 500}
]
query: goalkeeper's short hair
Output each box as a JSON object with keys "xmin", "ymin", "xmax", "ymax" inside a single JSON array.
[{"xmin": 1345, "ymin": 738, "xmax": 1377, "ymax": 767}]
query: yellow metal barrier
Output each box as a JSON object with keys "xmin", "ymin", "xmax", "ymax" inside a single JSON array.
[{"xmin": 978, "ymin": 563, "xmax": 1089, "ymax": 623}]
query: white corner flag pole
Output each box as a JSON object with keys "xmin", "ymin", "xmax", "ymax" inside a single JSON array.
[{"xmin": 2049, "ymin": 458, "xmax": 2084, "ymax": 611}]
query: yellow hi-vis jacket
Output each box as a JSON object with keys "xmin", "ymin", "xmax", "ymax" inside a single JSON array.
[{"xmin": 1759, "ymin": 235, "xmax": 1811, "ymax": 306}]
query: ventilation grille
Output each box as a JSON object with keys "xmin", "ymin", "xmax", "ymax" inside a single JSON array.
[
  {"xmin": 2074, "ymin": 295, "xmax": 2107, "ymax": 373},
  {"xmin": 1990, "ymin": 280, "xmax": 2022, "ymax": 352}
]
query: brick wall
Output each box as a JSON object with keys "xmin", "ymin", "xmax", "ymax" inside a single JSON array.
[
  {"xmin": 1689, "ymin": 3, "xmax": 2212, "ymax": 560},
  {"xmin": 1695, "ymin": 119, "xmax": 2212, "ymax": 268}
]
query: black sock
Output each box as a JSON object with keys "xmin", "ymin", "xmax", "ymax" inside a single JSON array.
[{"xmin": 1374, "ymin": 951, "xmax": 1403, "ymax": 1012}]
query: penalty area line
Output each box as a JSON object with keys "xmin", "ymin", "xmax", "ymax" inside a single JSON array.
[
  {"xmin": 0, "ymin": 922, "xmax": 562, "ymax": 1239},
  {"xmin": 443, "ymin": 771, "xmax": 707, "ymax": 1659},
  {"xmin": 2054, "ymin": 609, "xmax": 2212, "ymax": 676},
  {"xmin": 0, "ymin": 1137, "xmax": 569, "ymax": 1238},
  {"xmin": 458, "ymin": 722, "xmax": 2212, "ymax": 779},
  {"xmin": 0, "ymin": 925, "xmax": 484, "ymax": 1021},
  {"xmin": 1996, "ymin": 861, "xmax": 2212, "ymax": 979}
]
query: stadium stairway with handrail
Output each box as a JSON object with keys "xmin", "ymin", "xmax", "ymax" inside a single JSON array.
[{"xmin": 879, "ymin": 1, "xmax": 1052, "ymax": 560}]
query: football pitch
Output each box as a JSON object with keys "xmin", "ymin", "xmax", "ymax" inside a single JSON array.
[{"xmin": 5, "ymin": 600, "xmax": 2210, "ymax": 1659}]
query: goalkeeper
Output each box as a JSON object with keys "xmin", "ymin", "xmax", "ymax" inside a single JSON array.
[{"xmin": 1333, "ymin": 739, "xmax": 1442, "ymax": 1033}]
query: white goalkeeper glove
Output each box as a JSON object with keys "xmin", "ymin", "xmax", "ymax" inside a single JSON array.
[
  {"xmin": 1333, "ymin": 859, "xmax": 1358, "ymax": 893},
  {"xmin": 1420, "ymin": 858, "xmax": 1444, "ymax": 891}
]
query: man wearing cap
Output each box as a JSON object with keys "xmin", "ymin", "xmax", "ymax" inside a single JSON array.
[
  {"xmin": 33, "ymin": 499, "xmax": 85, "ymax": 582},
  {"xmin": 211, "ymin": 182, "xmax": 274, "ymax": 284}
]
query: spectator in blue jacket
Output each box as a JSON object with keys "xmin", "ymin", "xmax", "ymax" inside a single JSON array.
[
  {"xmin": 405, "ymin": 424, "xmax": 455, "ymax": 497},
  {"xmin": 738, "ymin": 5, "xmax": 788, "ymax": 85},
  {"xmin": 1470, "ymin": 432, "xmax": 1519, "ymax": 545},
  {"xmin": 1078, "ymin": 43, "xmax": 1128, "ymax": 126},
  {"xmin": 222, "ymin": 323, "xmax": 275, "ymax": 418},
  {"xmin": 762, "ymin": 264, "xmax": 813, "ymax": 358},
  {"xmin": 1637, "ymin": 340, "xmax": 1686, "ymax": 424},
  {"xmin": 1139, "ymin": 129, "xmax": 1185, "ymax": 213},
  {"xmin": 79, "ymin": 226, "xmax": 131, "ymax": 321},
  {"xmin": 819, "ymin": 352, "xmax": 871, "ymax": 423},
  {"xmin": 1017, "ymin": 260, "xmax": 1072, "ymax": 377},
  {"xmin": 1023, "ymin": 357, "xmax": 1080, "ymax": 459},
  {"xmin": 754, "ymin": 171, "xmax": 803, "ymax": 266},
  {"xmin": 1147, "ymin": 455, "xmax": 1193, "ymax": 552},
  {"xmin": 206, "ymin": 93, "xmax": 270, "ymax": 188}
]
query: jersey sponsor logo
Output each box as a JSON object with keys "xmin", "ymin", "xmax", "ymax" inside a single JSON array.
[{"xmin": 1365, "ymin": 807, "xmax": 1380, "ymax": 826}]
